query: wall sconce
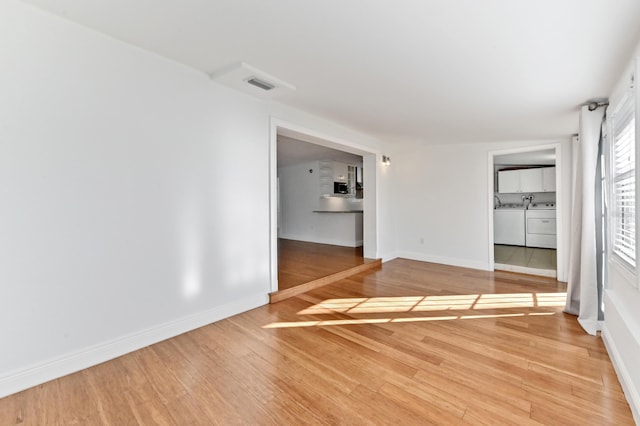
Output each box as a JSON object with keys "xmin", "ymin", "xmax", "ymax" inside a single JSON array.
[{"xmin": 382, "ymin": 155, "xmax": 391, "ymax": 166}]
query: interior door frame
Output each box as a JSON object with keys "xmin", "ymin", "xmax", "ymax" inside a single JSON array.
[
  {"xmin": 487, "ymin": 142, "xmax": 567, "ymax": 281},
  {"xmin": 269, "ymin": 117, "xmax": 381, "ymax": 293}
]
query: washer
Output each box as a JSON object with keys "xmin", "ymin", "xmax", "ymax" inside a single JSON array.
[{"xmin": 494, "ymin": 204, "xmax": 526, "ymax": 246}]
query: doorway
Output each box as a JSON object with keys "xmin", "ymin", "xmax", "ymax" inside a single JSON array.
[
  {"xmin": 277, "ymin": 135, "xmax": 365, "ymax": 290},
  {"xmin": 489, "ymin": 144, "xmax": 565, "ymax": 279},
  {"xmin": 269, "ymin": 119, "xmax": 379, "ymax": 294}
]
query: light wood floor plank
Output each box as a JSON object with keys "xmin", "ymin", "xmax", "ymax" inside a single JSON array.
[
  {"xmin": 0, "ymin": 258, "xmax": 634, "ymax": 424},
  {"xmin": 278, "ymin": 238, "xmax": 368, "ymax": 291}
]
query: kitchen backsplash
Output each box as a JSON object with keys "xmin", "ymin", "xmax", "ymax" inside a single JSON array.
[{"xmin": 494, "ymin": 192, "xmax": 556, "ymax": 206}]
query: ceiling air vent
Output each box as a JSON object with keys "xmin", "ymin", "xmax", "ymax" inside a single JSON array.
[
  {"xmin": 246, "ymin": 77, "xmax": 275, "ymax": 91},
  {"xmin": 209, "ymin": 62, "xmax": 295, "ymax": 97}
]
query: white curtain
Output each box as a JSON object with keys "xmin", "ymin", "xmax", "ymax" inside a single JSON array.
[{"xmin": 564, "ymin": 105, "xmax": 606, "ymax": 335}]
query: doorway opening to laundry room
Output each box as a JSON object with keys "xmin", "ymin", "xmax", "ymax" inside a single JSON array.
[
  {"xmin": 491, "ymin": 147, "xmax": 560, "ymax": 278},
  {"xmin": 268, "ymin": 121, "xmax": 381, "ymax": 302}
]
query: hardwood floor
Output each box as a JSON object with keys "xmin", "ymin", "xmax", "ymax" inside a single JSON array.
[
  {"xmin": 278, "ymin": 239, "xmax": 370, "ymax": 291},
  {"xmin": 0, "ymin": 259, "xmax": 634, "ymax": 425},
  {"xmin": 270, "ymin": 259, "xmax": 381, "ymax": 304}
]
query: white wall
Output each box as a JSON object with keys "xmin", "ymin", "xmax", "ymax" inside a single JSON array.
[
  {"xmin": 0, "ymin": 0, "xmax": 271, "ymax": 396},
  {"xmin": 602, "ymin": 41, "xmax": 640, "ymax": 424},
  {"xmin": 278, "ymin": 161, "xmax": 363, "ymax": 246},
  {"xmin": 391, "ymin": 139, "xmax": 571, "ymax": 275},
  {"xmin": 0, "ymin": 1, "xmax": 391, "ymax": 397}
]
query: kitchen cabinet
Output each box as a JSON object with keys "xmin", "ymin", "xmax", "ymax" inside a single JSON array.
[
  {"xmin": 333, "ymin": 162, "xmax": 348, "ymax": 182},
  {"xmin": 498, "ymin": 170, "xmax": 520, "ymax": 193},
  {"xmin": 318, "ymin": 161, "xmax": 333, "ymax": 196},
  {"xmin": 347, "ymin": 165, "xmax": 356, "ymax": 194},
  {"xmin": 520, "ymin": 168, "xmax": 542, "ymax": 192},
  {"xmin": 498, "ymin": 167, "xmax": 555, "ymax": 193},
  {"xmin": 318, "ymin": 160, "xmax": 357, "ymax": 196},
  {"xmin": 542, "ymin": 167, "xmax": 556, "ymax": 192}
]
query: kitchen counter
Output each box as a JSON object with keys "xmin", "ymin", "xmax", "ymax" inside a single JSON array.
[{"xmin": 313, "ymin": 210, "xmax": 363, "ymax": 213}]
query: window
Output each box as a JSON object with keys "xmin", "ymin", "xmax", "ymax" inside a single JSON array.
[{"xmin": 611, "ymin": 91, "xmax": 636, "ymax": 268}]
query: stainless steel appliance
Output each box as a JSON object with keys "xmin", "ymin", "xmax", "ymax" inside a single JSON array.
[{"xmin": 333, "ymin": 182, "xmax": 348, "ymax": 194}]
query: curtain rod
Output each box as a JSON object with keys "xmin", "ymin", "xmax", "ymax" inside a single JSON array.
[{"xmin": 583, "ymin": 100, "xmax": 609, "ymax": 111}]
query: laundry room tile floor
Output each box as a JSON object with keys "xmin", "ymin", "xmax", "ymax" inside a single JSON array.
[{"xmin": 494, "ymin": 244, "xmax": 556, "ymax": 270}]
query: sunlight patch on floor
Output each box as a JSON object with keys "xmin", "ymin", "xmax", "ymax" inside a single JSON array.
[
  {"xmin": 297, "ymin": 292, "xmax": 567, "ymax": 315},
  {"xmin": 263, "ymin": 311, "xmax": 557, "ymax": 329}
]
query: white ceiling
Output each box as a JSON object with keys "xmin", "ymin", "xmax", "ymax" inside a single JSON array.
[
  {"xmin": 22, "ymin": 0, "xmax": 640, "ymax": 145},
  {"xmin": 495, "ymin": 149, "xmax": 555, "ymax": 166},
  {"xmin": 278, "ymin": 136, "xmax": 363, "ymax": 168}
]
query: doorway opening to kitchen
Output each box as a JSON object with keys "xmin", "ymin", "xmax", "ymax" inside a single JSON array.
[
  {"xmin": 489, "ymin": 145, "xmax": 564, "ymax": 279},
  {"xmin": 269, "ymin": 121, "xmax": 381, "ymax": 301}
]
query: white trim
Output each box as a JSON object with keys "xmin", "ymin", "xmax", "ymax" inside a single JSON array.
[
  {"xmin": 362, "ymin": 153, "xmax": 379, "ymax": 260},
  {"xmin": 0, "ymin": 294, "xmax": 268, "ymax": 399},
  {"xmin": 381, "ymin": 252, "xmax": 400, "ymax": 263},
  {"xmin": 487, "ymin": 151, "xmax": 496, "ymax": 268},
  {"xmin": 269, "ymin": 117, "xmax": 279, "ymax": 293},
  {"xmin": 396, "ymin": 251, "xmax": 490, "ymax": 271},
  {"xmin": 604, "ymin": 290, "xmax": 640, "ymax": 360},
  {"xmin": 271, "ymin": 118, "xmax": 382, "ymax": 157},
  {"xmin": 487, "ymin": 142, "xmax": 566, "ymax": 281},
  {"xmin": 602, "ymin": 290, "xmax": 640, "ymax": 424},
  {"xmin": 610, "ymin": 255, "xmax": 637, "ymax": 287},
  {"xmin": 602, "ymin": 327, "xmax": 640, "ymax": 424}
]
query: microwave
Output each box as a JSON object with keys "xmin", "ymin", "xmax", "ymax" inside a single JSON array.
[{"xmin": 334, "ymin": 182, "xmax": 348, "ymax": 194}]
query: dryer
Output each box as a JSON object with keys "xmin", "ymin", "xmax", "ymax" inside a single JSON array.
[{"xmin": 526, "ymin": 203, "xmax": 556, "ymax": 249}]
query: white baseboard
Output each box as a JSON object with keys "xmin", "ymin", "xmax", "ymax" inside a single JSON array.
[
  {"xmin": 0, "ymin": 293, "xmax": 269, "ymax": 399},
  {"xmin": 380, "ymin": 252, "xmax": 399, "ymax": 263},
  {"xmin": 396, "ymin": 251, "xmax": 490, "ymax": 271},
  {"xmin": 602, "ymin": 292, "xmax": 640, "ymax": 424},
  {"xmin": 494, "ymin": 263, "xmax": 557, "ymax": 278},
  {"xmin": 279, "ymin": 233, "xmax": 362, "ymax": 248}
]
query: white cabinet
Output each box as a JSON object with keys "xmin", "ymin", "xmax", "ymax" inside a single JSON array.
[
  {"xmin": 318, "ymin": 161, "xmax": 357, "ymax": 196},
  {"xmin": 498, "ymin": 167, "xmax": 556, "ymax": 193},
  {"xmin": 520, "ymin": 168, "xmax": 543, "ymax": 192},
  {"xmin": 498, "ymin": 170, "xmax": 520, "ymax": 193},
  {"xmin": 347, "ymin": 165, "xmax": 356, "ymax": 194},
  {"xmin": 542, "ymin": 167, "xmax": 556, "ymax": 192},
  {"xmin": 333, "ymin": 162, "xmax": 348, "ymax": 182},
  {"xmin": 318, "ymin": 161, "xmax": 333, "ymax": 196}
]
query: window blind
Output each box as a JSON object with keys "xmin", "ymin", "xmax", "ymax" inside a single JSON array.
[{"xmin": 611, "ymin": 92, "xmax": 636, "ymax": 267}]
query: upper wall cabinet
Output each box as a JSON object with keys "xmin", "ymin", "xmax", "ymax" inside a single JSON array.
[
  {"xmin": 319, "ymin": 160, "xmax": 358, "ymax": 196},
  {"xmin": 498, "ymin": 167, "xmax": 556, "ymax": 193},
  {"xmin": 333, "ymin": 162, "xmax": 349, "ymax": 182},
  {"xmin": 318, "ymin": 161, "xmax": 334, "ymax": 196},
  {"xmin": 520, "ymin": 168, "xmax": 542, "ymax": 192},
  {"xmin": 542, "ymin": 167, "xmax": 556, "ymax": 192},
  {"xmin": 498, "ymin": 169, "xmax": 520, "ymax": 193}
]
